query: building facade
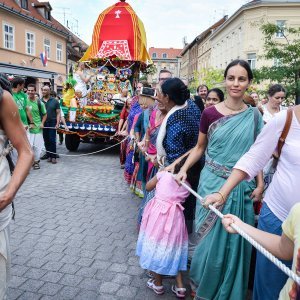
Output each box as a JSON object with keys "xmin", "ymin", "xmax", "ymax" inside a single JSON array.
[
  {"xmin": 179, "ymin": 16, "xmax": 227, "ymax": 84},
  {"xmin": 0, "ymin": 0, "xmax": 69, "ymax": 92},
  {"xmin": 210, "ymin": 0, "xmax": 300, "ymax": 70},
  {"xmin": 147, "ymin": 47, "xmax": 182, "ymax": 85}
]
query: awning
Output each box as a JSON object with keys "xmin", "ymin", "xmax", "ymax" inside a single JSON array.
[{"xmin": 0, "ymin": 63, "xmax": 57, "ymax": 79}]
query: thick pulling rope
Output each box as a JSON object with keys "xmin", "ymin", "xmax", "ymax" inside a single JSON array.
[{"xmin": 175, "ymin": 176, "xmax": 300, "ymax": 285}]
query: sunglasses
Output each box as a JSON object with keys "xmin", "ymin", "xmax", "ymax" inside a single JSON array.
[{"xmin": 159, "ymin": 78, "xmax": 169, "ymax": 82}]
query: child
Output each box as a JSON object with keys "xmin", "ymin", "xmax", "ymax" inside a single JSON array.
[
  {"xmin": 136, "ymin": 160, "xmax": 190, "ymax": 298},
  {"xmin": 222, "ymin": 203, "xmax": 300, "ymax": 300}
]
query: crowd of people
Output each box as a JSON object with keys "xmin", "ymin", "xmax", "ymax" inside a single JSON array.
[
  {"xmin": 117, "ymin": 60, "xmax": 300, "ymax": 299},
  {"xmin": 6, "ymin": 75, "xmax": 69, "ymax": 168},
  {"xmin": 0, "ymin": 59, "xmax": 299, "ymax": 299}
]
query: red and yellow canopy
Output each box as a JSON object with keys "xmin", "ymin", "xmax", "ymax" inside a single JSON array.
[{"xmin": 80, "ymin": 0, "xmax": 151, "ymax": 64}]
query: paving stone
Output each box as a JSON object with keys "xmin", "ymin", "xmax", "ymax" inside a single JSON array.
[
  {"xmin": 108, "ymin": 263, "xmax": 128, "ymax": 273},
  {"xmin": 17, "ymin": 291, "xmax": 42, "ymax": 300},
  {"xmin": 78, "ymin": 278, "xmax": 100, "ymax": 291},
  {"xmin": 24, "ymin": 268, "xmax": 48, "ymax": 280},
  {"xmin": 38, "ymin": 282, "xmax": 63, "ymax": 296},
  {"xmin": 6, "ymin": 287, "xmax": 24, "ymax": 300},
  {"xmin": 75, "ymin": 290, "xmax": 99, "ymax": 300},
  {"xmin": 42, "ymin": 261, "xmax": 64, "ymax": 272},
  {"xmin": 116, "ymin": 286, "xmax": 138, "ymax": 298},
  {"xmin": 57, "ymin": 286, "xmax": 80, "ymax": 299},
  {"xmin": 75, "ymin": 267, "xmax": 98, "ymax": 278},
  {"xmin": 41, "ymin": 271, "xmax": 64, "ymax": 283},
  {"xmin": 59, "ymin": 274, "xmax": 83, "ymax": 287},
  {"xmin": 26, "ymin": 258, "xmax": 48, "ymax": 269},
  {"xmin": 60, "ymin": 263, "xmax": 81, "ymax": 275},
  {"xmin": 19, "ymin": 278, "xmax": 45, "ymax": 292},
  {"xmin": 10, "ymin": 265, "xmax": 29, "ymax": 277},
  {"xmin": 8, "ymin": 276, "xmax": 27, "ymax": 288},
  {"xmin": 75, "ymin": 257, "xmax": 94, "ymax": 267},
  {"xmin": 112, "ymin": 273, "xmax": 133, "ymax": 285},
  {"xmin": 99, "ymin": 282, "xmax": 121, "ymax": 294}
]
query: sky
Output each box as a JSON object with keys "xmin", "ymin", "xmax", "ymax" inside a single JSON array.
[{"xmin": 50, "ymin": 0, "xmax": 248, "ymax": 49}]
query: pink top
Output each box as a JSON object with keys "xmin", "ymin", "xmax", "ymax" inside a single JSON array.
[
  {"xmin": 199, "ymin": 106, "xmax": 224, "ymax": 134},
  {"xmin": 235, "ymin": 110, "xmax": 300, "ymax": 221}
]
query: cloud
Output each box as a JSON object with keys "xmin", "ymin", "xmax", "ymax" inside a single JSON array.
[{"xmin": 51, "ymin": 0, "xmax": 246, "ymax": 48}]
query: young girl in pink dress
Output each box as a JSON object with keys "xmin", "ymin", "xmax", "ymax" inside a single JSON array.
[{"xmin": 136, "ymin": 160, "xmax": 191, "ymax": 298}]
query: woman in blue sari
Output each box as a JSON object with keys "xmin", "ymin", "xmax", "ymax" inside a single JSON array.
[
  {"xmin": 124, "ymin": 95, "xmax": 142, "ymax": 184},
  {"xmin": 176, "ymin": 60, "xmax": 264, "ymax": 299}
]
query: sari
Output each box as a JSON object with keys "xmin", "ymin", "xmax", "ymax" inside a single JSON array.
[
  {"xmin": 190, "ymin": 107, "xmax": 263, "ymax": 300},
  {"xmin": 130, "ymin": 110, "xmax": 149, "ymax": 197},
  {"xmin": 137, "ymin": 109, "xmax": 164, "ymax": 224},
  {"xmin": 124, "ymin": 97, "xmax": 142, "ymax": 184}
]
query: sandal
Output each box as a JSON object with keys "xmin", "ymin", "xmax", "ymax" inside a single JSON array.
[
  {"xmin": 145, "ymin": 270, "xmax": 154, "ymax": 278},
  {"xmin": 171, "ymin": 285, "xmax": 186, "ymax": 298},
  {"xmin": 147, "ymin": 278, "xmax": 164, "ymax": 295},
  {"xmin": 33, "ymin": 161, "xmax": 40, "ymax": 170}
]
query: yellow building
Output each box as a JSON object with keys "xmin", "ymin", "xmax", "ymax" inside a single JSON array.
[
  {"xmin": 0, "ymin": 0, "xmax": 69, "ymax": 93},
  {"xmin": 147, "ymin": 47, "xmax": 182, "ymax": 85},
  {"xmin": 210, "ymin": 0, "xmax": 300, "ymax": 70}
]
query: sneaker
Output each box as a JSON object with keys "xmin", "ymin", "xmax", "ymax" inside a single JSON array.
[
  {"xmin": 41, "ymin": 153, "xmax": 48, "ymax": 160},
  {"xmin": 51, "ymin": 158, "xmax": 57, "ymax": 164}
]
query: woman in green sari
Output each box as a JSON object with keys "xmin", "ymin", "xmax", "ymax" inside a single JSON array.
[{"xmin": 176, "ymin": 60, "xmax": 264, "ymax": 299}]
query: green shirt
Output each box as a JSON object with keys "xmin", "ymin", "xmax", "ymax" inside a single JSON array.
[
  {"xmin": 12, "ymin": 91, "xmax": 29, "ymax": 125},
  {"xmin": 28, "ymin": 99, "xmax": 47, "ymax": 134}
]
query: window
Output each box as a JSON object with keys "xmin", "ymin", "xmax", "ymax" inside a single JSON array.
[
  {"xmin": 162, "ymin": 53, "xmax": 167, "ymax": 59},
  {"xmin": 21, "ymin": 0, "xmax": 28, "ymax": 10},
  {"xmin": 276, "ymin": 20, "xmax": 286, "ymax": 38},
  {"xmin": 44, "ymin": 38, "xmax": 50, "ymax": 59},
  {"xmin": 247, "ymin": 53, "xmax": 256, "ymax": 69},
  {"xmin": 26, "ymin": 32, "xmax": 35, "ymax": 55},
  {"xmin": 3, "ymin": 23, "xmax": 14, "ymax": 50},
  {"xmin": 56, "ymin": 42, "xmax": 62, "ymax": 62},
  {"xmin": 152, "ymin": 52, "xmax": 157, "ymax": 58},
  {"xmin": 274, "ymin": 58, "xmax": 282, "ymax": 67},
  {"xmin": 45, "ymin": 9, "xmax": 51, "ymax": 21}
]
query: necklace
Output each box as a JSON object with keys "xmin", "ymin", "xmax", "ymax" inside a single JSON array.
[{"xmin": 224, "ymin": 100, "xmax": 244, "ymax": 112}]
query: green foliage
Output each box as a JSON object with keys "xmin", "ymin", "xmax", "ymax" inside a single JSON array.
[
  {"xmin": 254, "ymin": 22, "xmax": 300, "ymax": 104},
  {"xmin": 142, "ymin": 64, "xmax": 157, "ymax": 76},
  {"xmin": 189, "ymin": 68, "xmax": 224, "ymax": 93}
]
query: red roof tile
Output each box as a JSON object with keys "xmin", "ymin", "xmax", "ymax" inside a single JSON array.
[
  {"xmin": 148, "ymin": 47, "xmax": 182, "ymax": 59},
  {"xmin": 1, "ymin": 0, "xmax": 69, "ymax": 35}
]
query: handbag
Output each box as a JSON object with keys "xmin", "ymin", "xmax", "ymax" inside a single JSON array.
[{"xmin": 263, "ymin": 108, "xmax": 293, "ymax": 189}]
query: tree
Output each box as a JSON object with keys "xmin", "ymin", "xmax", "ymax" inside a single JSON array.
[
  {"xmin": 254, "ymin": 23, "xmax": 300, "ymax": 104},
  {"xmin": 189, "ymin": 68, "xmax": 224, "ymax": 94}
]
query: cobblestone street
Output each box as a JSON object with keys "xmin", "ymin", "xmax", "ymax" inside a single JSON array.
[{"xmin": 7, "ymin": 142, "xmax": 189, "ymax": 300}]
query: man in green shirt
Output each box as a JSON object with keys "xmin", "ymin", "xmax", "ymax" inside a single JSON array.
[
  {"xmin": 27, "ymin": 84, "xmax": 47, "ymax": 170},
  {"xmin": 11, "ymin": 77, "xmax": 33, "ymax": 133}
]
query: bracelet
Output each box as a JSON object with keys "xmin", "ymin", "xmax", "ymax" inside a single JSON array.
[{"xmin": 215, "ymin": 191, "xmax": 226, "ymax": 203}]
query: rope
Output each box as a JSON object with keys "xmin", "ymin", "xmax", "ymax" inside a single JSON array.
[
  {"xmin": 174, "ymin": 175, "xmax": 300, "ymax": 285},
  {"xmin": 42, "ymin": 136, "xmax": 127, "ymax": 157}
]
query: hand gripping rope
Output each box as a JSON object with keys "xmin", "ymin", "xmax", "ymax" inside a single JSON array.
[{"xmin": 174, "ymin": 175, "xmax": 300, "ymax": 285}]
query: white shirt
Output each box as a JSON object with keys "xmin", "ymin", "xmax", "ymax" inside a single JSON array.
[
  {"xmin": 235, "ymin": 110, "xmax": 300, "ymax": 221},
  {"xmin": 262, "ymin": 105, "xmax": 286, "ymax": 123}
]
